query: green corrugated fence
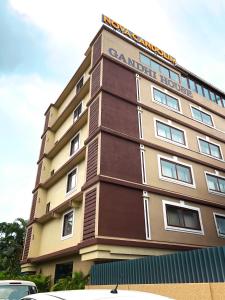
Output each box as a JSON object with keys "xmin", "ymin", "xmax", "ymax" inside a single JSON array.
[{"xmin": 90, "ymin": 246, "xmax": 225, "ymax": 284}]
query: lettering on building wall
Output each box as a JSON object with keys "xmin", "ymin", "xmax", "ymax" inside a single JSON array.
[
  {"xmin": 108, "ymin": 48, "xmax": 193, "ymax": 98},
  {"xmin": 102, "ymin": 15, "xmax": 176, "ymax": 65}
]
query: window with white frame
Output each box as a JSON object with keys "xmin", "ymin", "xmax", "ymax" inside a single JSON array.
[
  {"xmin": 163, "ymin": 201, "xmax": 202, "ymax": 233},
  {"xmin": 70, "ymin": 134, "xmax": 79, "ymax": 156},
  {"xmin": 138, "ymin": 109, "xmax": 143, "ymax": 139},
  {"xmin": 136, "ymin": 74, "xmax": 141, "ymax": 102},
  {"xmin": 159, "ymin": 156, "xmax": 194, "ymax": 186},
  {"xmin": 156, "ymin": 120, "xmax": 186, "ymax": 146},
  {"xmin": 205, "ymin": 173, "xmax": 225, "ymax": 195},
  {"xmin": 198, "ymin": 138, "xmax": 222, "ymax": 160},
  {"xmin": 140, "ymin": 146, "xmax": 147, "ymax": 184},
  {"xmin": 76, "ymin": 76, "xmax": 84, "ymax": 94},
  {"xmin": 191, "ymin": 106, "xmax": 214, "ymax": 127},
  {"xmin": 143, "ymin": 195, "xmax": 151, "ymax": 239},
  {"xmin": 62, "ymin": 210, "xmax": 74, "ymax": 238},
  {"xmin": 214, "ymin": 213, "xmax": 225, "ymax": 238},
  {"xmin": 74, "ymin": 103, "xmax": 82, "ymax": 122},
  {"xmin": 66, "ymin": 169, "xmax": 77, "ymax": 193},
  {"xmin": 153, "ymin": 88, "xmax": 180, "ymax": 111}
]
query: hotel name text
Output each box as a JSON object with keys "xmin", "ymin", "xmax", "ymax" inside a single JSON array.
[
  {"xmin": 102, "ymin": 15, "xmax": 176, "ymax": 65},
  {"xmin": 108, "ymin": 48, "xmax": 193, "ymax": 98}
]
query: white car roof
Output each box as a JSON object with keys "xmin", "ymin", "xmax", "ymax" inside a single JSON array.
[
  {"xmin": 21, "ymin": 289, "xmax": 173, "ymax": 300},
  {"xmin": 0, "ymin": 280, "xmax": 36, "ymax": 286}
]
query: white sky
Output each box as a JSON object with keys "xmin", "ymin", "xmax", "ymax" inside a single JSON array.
[{"xmin": 1, "ymin": 0, "xmax": 225, "ymax": 222}]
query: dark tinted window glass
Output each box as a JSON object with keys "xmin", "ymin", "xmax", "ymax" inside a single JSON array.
[
  {"xmin": 216, "ymin": 215, "xmax": 225, "ymax": 235},
  {"xmin": 54, "ymin": 262, "xmax": 73, "ymax": 283},
  {"xmin": 166, "ymin": 205, "xmax": 201, "ymax": 230}
]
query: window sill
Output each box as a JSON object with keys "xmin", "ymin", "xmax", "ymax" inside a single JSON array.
[
  {"xmin": 165, "ymin": 226, "xmax": 204, "ymax": 235},
  {"xmin": 159, "ymin": 176, "xmax": 196, "ymax": 189}
]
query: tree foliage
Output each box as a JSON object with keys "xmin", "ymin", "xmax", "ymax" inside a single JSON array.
[{"xmin": 0, "ymin": 218, "xmax": 27, "ymax": 275}]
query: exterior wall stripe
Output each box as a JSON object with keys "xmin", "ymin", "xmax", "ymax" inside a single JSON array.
[
  {"xmin": 43, "ymin": 110, "xmax": 50, "ymax": 132},
  {"xmin": 35, "ymin": 161, "xmax": 43, "ymax": 187},
  {"xmin": 38, "ymin": 134, "xmax": 46, "ymax": 160}
]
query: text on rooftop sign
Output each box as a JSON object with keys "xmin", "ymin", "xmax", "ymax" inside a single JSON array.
[{"xmin": 102, "ymin": 15, "xmax": 176, "ymax": 65}]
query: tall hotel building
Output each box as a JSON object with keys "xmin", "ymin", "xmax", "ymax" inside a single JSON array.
[{"xmin": 21, "ymin": 16, "xmax": 225, "ymax": 281}]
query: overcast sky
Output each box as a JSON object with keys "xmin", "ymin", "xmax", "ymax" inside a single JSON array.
[{"xmin": 1, "ymin": 0, "xmax": 225, "ymax": 223}]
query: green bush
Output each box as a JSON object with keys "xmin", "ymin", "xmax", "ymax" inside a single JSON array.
[
  {"xmin": 21, "ymin": 274, "xmax": 51, "ymax": 292},
  {"xmin": 0, "ymin": 272, "xmax": 51, "ymax": 292},
  {"xmin": 51, "ymin": 271, "xmax": 89, "ymax": 291}
]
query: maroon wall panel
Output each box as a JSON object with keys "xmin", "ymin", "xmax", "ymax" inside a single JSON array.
[
  {"xmin": 101, "ymin": 133, "xmax": 142, "ymax": 183},
  {"xmin": 86, "ymin": 139, "xmax": 98, "ymax": 182},
  {"xmin": 83, "ymin": 189, "xmax": 96, "ymax": 241},
  {"xmin": 102, "ymin": 58, "xmax": 136, "ymax": 102},
  {"xmin": 39, "ymin": 134, "xmax": 46, "ymax": 160},
  {"xmin": 29, "ymin": 192, "xmax": 38, "ymax": 221},
  {"xmin": 89, "ymin": 97, "xmax": 99, "ymax": 136},
  {"xmin": 98, "ymin": 183, "xmax": 145, "ymax": 239},
  {"xmin": 91, "ymin": 63, "xmax": 101, "ymax": 97},
  {"xmin": 101, "ymin": 92, "xmax": 139, "ymax": 138},
  {"xmin": 22, "ymin": 227, "xmax": 32, "ymax": 260},
  {"xmin": 43, "ymin": 110, "xmax": 50, "ymax": 132},
  {"xmin": 35, "ymin": 161, "xmax": 42, "ymax": 187},
  {"xmin": 92, "ymin": 35, "xmax": 102, "ymax": 66}
]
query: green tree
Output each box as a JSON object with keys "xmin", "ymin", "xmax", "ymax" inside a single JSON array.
[{"xmin": 0, "ymin": 218, "xmax": 27, "ymax": 275}]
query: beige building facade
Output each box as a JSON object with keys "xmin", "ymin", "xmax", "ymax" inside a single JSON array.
[{"xmin": 21, "ymin": 16, "xmax": 225, "ymax": 283}]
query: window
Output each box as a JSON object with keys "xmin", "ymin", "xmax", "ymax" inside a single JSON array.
[
  {"xmin": 139, "ymin": 53, "xmax": 180, "ymax": 82},
  {"xmin": 62, "ymin": 210, "xmax": 74, "ymax": 238},
  {"xmin": 143, "ymin": 196, "xmax": 151, "ymax": 240},
  {"xmin": 153, "ymin": 88, "xmax": 180, "ymax": 111},
  {"xmin": 198, "ymin": 138, "xmax": 222, "ymax": 160},
  {"xmin": 136, "ymin": 75, "xmax": 141, "ymax": 102},
  {"xmin": 159, "ymin": 156, "xmax": 194, "ymax": 186},
  {"xmin": 196, "ymin": 83, "xmax": 204, "ymax": 97},
  {"xmin": 140, "ymin": 147, "xmax": 147, "ymax": 184},
  {"xmin": 163, "ymin": 202, "xmax": 202, "ymax": 234},
  {"xmin": 181, "ymin": 76, "xmax": 188, "ymax": 88},
  {"xmin": 54, "ymin": 262, "xmax": 73, "ymax": 283},
  {"xmin": 138, "ymin": 110, "xmax": 143, "ymax": 139},
  {"xmin": 214, "ymin": 213, "xmax": 225, "ymax": 238},
  {"xmin": 189, "ymin": 79, "xmax": 196, "ymax": 92},
  {"xmin": 181, "ymin": 75, "xmax": 224, "ymax": 107},
  {"xmin": 156, "ymin": 120, "xmax": 186, "ymax": 146},
  {"xmin": 191, "ymin": 106, "xmax": 213, "ymax": 127},
  {"xmin": 206, "ymin": 173, "xmax": 225, "ymax": 195},
  {"xmin": 76, "ymin": 77, "xmax": 84, "ymax": 94},
  {"xmin": 66, "ymin": 169, "xmax": 77, "ymax": 193},
  {"xmin": 70, "ymin": 134, "xmax": 79, "ymax": 156},
  {"xmin": 203, "ymin": 87, "xmax": 210, "ymax": 100},
  {"xmin": 74, "ymin": 103, "xmax": 82, "ymax": 122}
]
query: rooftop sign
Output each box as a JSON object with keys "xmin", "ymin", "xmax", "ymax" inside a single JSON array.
[{"xmin": 102, "ymin": 15, "xmax": 176, "ymax": 65}]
